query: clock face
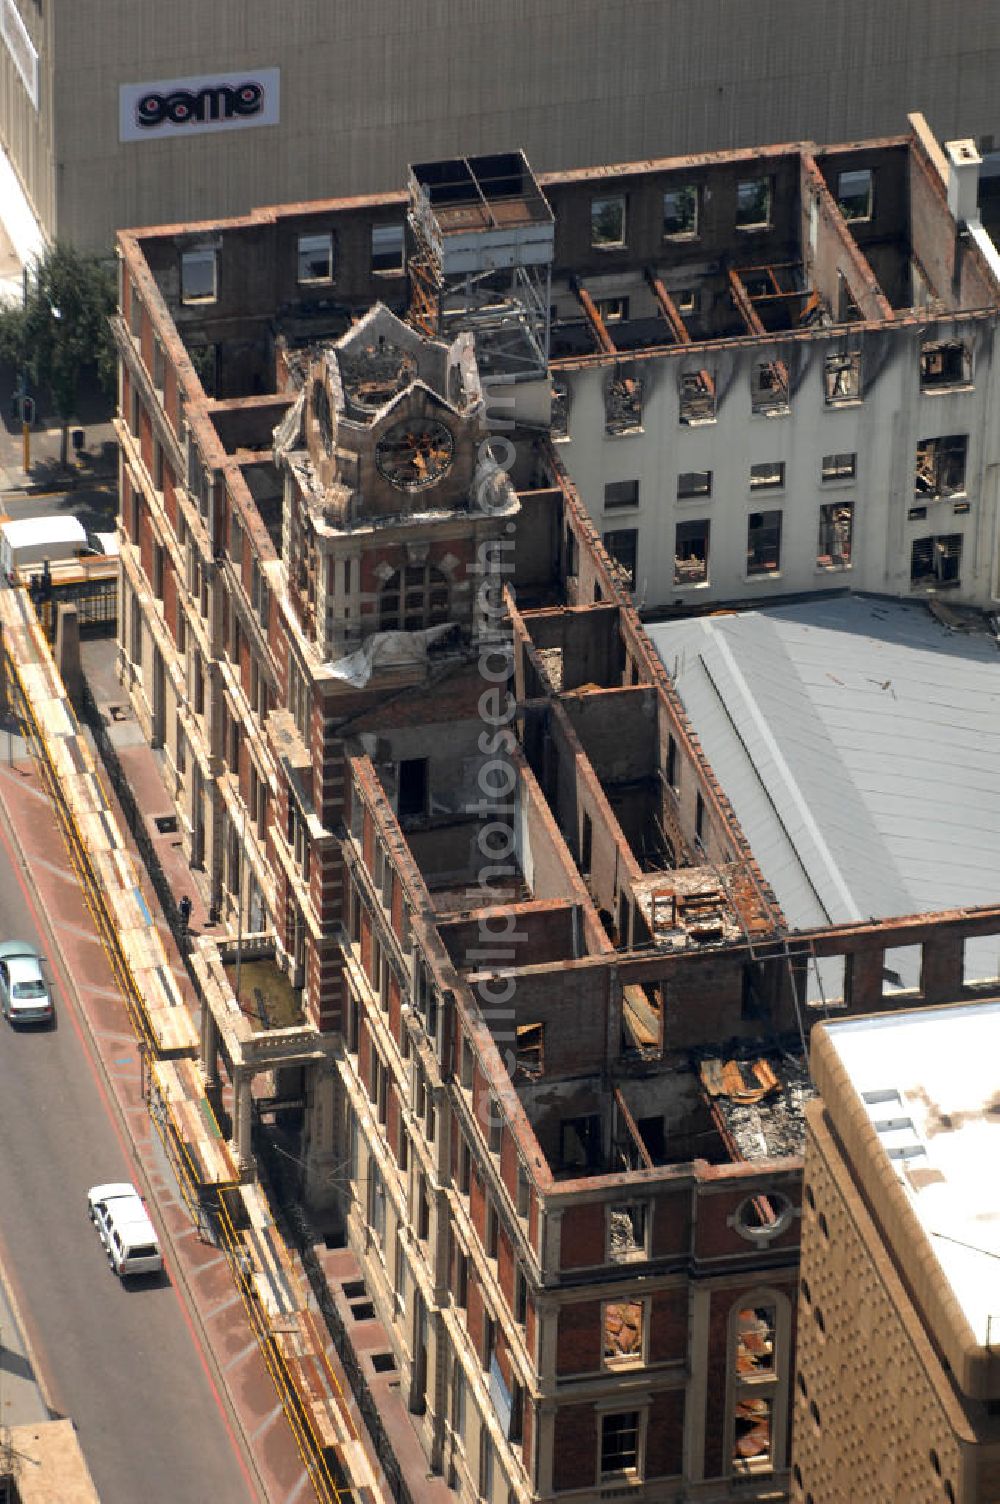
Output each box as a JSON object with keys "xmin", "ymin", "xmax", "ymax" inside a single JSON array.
[{"xmin": 375, "ymin": 417, "xmax": 455, "ymax": 491}]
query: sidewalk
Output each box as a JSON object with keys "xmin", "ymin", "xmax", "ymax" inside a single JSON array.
[
  {"xmin": 0, "ymin": 363, "xmax": 119, "ymax": 530},
  {"xmin": 0, "ymin": 664, "xmax": 305, "ymax": 1501}
]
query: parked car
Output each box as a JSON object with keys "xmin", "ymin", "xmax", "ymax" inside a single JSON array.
[
  {"xmin": 87, "ymin": 1183, "xmax": 163, "ymax": 1279},
  {"xmin": 0, "ymin": 942, "xmax": 53, "ymax": 1025}
]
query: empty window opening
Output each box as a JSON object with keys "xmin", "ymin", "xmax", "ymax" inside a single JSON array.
[
  {"xmin": 822, "ymin": 451, "xmax": 856, "ymax": 482},
  {"xmin": 561, "ymin": 1114, "xmax": 602, "ymax": 1172},
  {"xmin": 677, "ymin": 470, "xmax": 712, "ymax": 499},
  {"xmin": 921, "ymin": 341, "xmax": 972, "ymax": 391},
  {"xmin": 736, "ymin": 178, "xmax": 772, "ymax": 229},
  {"xmin": 601, "ymin": 1411, "xmax": 639, "ymax": 1476},
  {"xmin": 596, "ymin": 295, "xmax": 629, "ymax": 324},
  {"xmin": 676, "ymin": 287, "xmax": 697, "ymax": 313},
  {"xmin": 181, "ymin": 248, "xmax": 217, "ymax": 304},
  {"xmin": 750, "ymin": 461, "xmax": 785, "ymax": 490},
  {"xmin": 604, "ymin": 478, "xmax": 639, "ymax": 510},
  {"xmin": 514, "ymin": 1267, "xmax": 528, "ymax": 1325},
  {"xmin": 666, "ymin": 733, "xmax": 678, "ymax": 789},
  {"xmin": 608, "ymin": 1201, "xmax": 648, "ymax": 1262},
  {"xmin": 605, "ymin": 369, "xmax": 643, "ymax": 433},
  {"xmin": 824, "ymin": 348, "xmax": 862, "ymax": 403},
  {"xmin": 580, "ymin": 811, "xmax": 593, "ymax": 875},
  {"xmin": 371, "ymin": 223, "xmax": 405, "ymax": 274},
  {"xmin": 837, "ymin": 269, "xmax": 863, "ymax": 322},
  {"xmin": 915, "ymin": 434, "xmax": 968, "ymax": 498},
  {"xmin": 837, "ymin": 168, "xmax": 873, "ymax": 222},
  {"xmin": 910, "ymin": 533, "xmax": 962, "ymax": 588},
  {"xmin": 962, "ymin": 934, "xmax": 1000, "ymax": 987},
  {"xmin": 733, "ymin": 1394, "xmax": 773, "ymax": 1471},
  {"xmin": 397, "ymin": 758, "xmax": 428, "ymax": 821},
  {"xmin": 751, "ymin": 359, "xmax": 789, "ymax": 414},
  {"xmin": 602, "ymin": 528, "xmax": 638, "ymax": 588},
  {"xmin": 297, "ymin": 232, "xmax": 334, "ymax": 283},
  {"xmin": 551, "ymin": 379, "xmax": 570, "ymax": 439},
  {"xmin": 603, "ymin": 1300, "xmax": 646, "ymax": 1367},
  {"xmin": 882, "ymin": 944, "xmax": 923, "ymax": 996},
  {"xmin": 514, "ymin": 1023, "xmax": 544, "ymax": 1078},
  {"xmin": 801, "ymin": 954, "xmax": 847, "ymax": 1011},
  {"xmin": 663, "ymin": 185, "xmax": 698, "ymax": 238},
  {"xmin": 675, "ymin": 519, "xmax": 710, "ymax": 586},
  {"xmin": 592, "ymin": 196, "xmax": 626, "ymax": 248},
  {"xmin": 817, "ymin": 502, "xmax": 854, "ymax": 570},
  {"xmin": 695, "ymin": 791, "xmax": 705, "ymax": 843},
  {"xmin": 679, "ymin": 369, "xmax": 716, "ymax": 423},
  {"xmin": 747, "ymin": 510, "xmax": 782, "ymax": 574},
  {"xmin": 516, "ymin": 1165, "xmax": 531, "ymax": 1219},
  {"xmin": 736, "ymin": 1307, "xmax": 776, "ymax": 1375}
]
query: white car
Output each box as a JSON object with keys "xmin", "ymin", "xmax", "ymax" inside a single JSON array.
[
  {"xmin": 87, "ymin": 1183, "xmax": 163, "ymax": 1279},
  {"xmin": 0, "ymin": 941, "xmax": 53, "ymax": 1025}
]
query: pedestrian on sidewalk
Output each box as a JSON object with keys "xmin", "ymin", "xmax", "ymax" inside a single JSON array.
[{"xmin": 178, "ymin": 893, "xmax": 192, "ymax": 937}]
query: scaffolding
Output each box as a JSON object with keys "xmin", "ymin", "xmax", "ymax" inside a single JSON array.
[{"xmin": 406, "ymin": 152, "xmax": 554, "ymax": 378}]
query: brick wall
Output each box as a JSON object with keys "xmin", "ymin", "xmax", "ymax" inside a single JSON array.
[{"xmin": 552, "ymin": 1404, "xmax": 596, "ymax": 1492}]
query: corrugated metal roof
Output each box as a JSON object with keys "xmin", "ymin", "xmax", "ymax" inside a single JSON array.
[{"xmin": 647, "ymin": 598, "xmax": 1000, "ymax": 978}]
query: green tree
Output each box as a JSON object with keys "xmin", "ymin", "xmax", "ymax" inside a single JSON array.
[{"xmin": 0, "ymin": 243, "xmax": 116, "ymax": 465}]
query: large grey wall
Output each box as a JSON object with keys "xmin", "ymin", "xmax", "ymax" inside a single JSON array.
[{"xmin": 4, "ymin": 0, "xmax": 1000, "ymax": 249}]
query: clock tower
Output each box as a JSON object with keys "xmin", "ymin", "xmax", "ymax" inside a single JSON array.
[{"xmin": 275, "ymin": 303, "xmax": 518, "ymax": 668}]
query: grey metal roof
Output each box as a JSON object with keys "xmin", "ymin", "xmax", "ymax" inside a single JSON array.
[{"xmin": 646, "ymin": 598, "xmax": 1000, "ymax": 982}]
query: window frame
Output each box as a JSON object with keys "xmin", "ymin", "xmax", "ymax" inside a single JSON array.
[
  {"xmin": 297, "ymin": 231, "xmax": 334, "ymax": 284},
  {"xmin": 817, "ymin": 501, "xmax": 854, "ymax": 571},
  {"xmin": 736, "ymin": 177, "xmax": 772, "ymax": 230},
  {"xmin": 603, "ymin": 478, "xmax": 639, "ymax": 511},
  {"xmin": 821, "ymin": 451, "xmax": 856, "ymax": 484},
  {"xmin": 674, "ymin": 517, "xmax": 710, "ymax": 587},
  {"xmin": 591, "ymin": 195, "xmax": 627, "ymax": 250},
  {"xmin": 371, "ymin": 222, "xmax": 406, "ymax": 276},
  {"xmin": 595, "ymin": 294, "xmax": 629, "ymax": 324},
  {"xmin": 727, "ymin": 1290, "xmax": 790, "ymax": 1479},
  {"xmin": 910, "ymin": 533, "xmax": 963, "ymax": 589},
  {"xmin": 836, "ymin": 167, "xmax": 874, "ymax": 223},
  {"xmin": 602, "ymin": 1297, "xmax": 649, "ymax": 1371},
  {"xmin": 747, "ymin": 510, "xmax": 783, "ymax": 576},
  {"xmin": 180, "ymin": 247, "xmax": 218, "ymax": 305},
  {"xmin": 602, "ymin": 528, "xmax": 638, "ymax": 588},
  {"xmin": 663, "ymin": 183, "xmax": 699, "ymax": 239},
  {"xmin": 677, "ymin": 469, "xmax": 712, "ymax": 500},
  {"xmin": 750, "ymin": 461, "xmax": 785, "ymax": 491},
  {"xmin": 599, "ymin": 1407, "xmax": 644, "ymax": 1481},
  {"xmin": 914, "ymin": 433, "xmax": 968, "ymax": 501}
]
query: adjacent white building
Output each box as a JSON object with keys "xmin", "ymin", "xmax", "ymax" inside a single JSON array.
[{"xmin": 546, "ymin": 128, "xmax": 1000, "ymax": 610}]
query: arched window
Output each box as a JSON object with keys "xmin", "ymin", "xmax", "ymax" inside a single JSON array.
[
  {"xmin": 728, "ymin": 1288, "xmax": 791, "ymax": 1479},
  {"xmin": 379, "ymin": 564, "xmax": 449, "ymax": 632}
]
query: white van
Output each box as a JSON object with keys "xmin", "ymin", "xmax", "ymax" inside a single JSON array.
[
  {"xmin": 87, "ymin": 1182, "xmax": 163, "ymax": 1279},
  {"xmin": 0, "ymin": 515, "xmax": 88, "ymax": 580}
]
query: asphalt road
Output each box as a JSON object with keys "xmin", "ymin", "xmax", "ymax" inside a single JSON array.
[{"xmin": 0, "ymin": 805, "xmax": 257, "ymax": 1502}]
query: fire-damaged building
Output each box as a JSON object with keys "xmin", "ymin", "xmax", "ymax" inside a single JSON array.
[{"xmin": 112, "ymin": 128, "xmax": 1000, "ymax": 1502}]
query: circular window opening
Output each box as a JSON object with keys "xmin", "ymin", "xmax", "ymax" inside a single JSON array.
[
  {"xmin": 805, "ymin": 1183, "xmax": 816, "ymax": 1211},
  {"xmin": 809, "ymin": 1400, "xmax": 821, "ymax": 1431},
  {"xmin": 813, "ymin": 1306, "xmax": 826, "ymax": 1335},
  {"xmin": 735, "ymin": 1191, "xmax": 794, "ymax": 1242},
  {"xmin": 796, "ymin": 1372, "xmax": 808, "ymax": 1398},
  {"xmin": 818, "ymin": 1211, "xmax": 830, "ymax": 1240},
  {"xmin": 800, "ymin": 1276, "xmax": 811, "ymax": 1304},
  {"xmin": 930, "ymin": 1449, "xmax": 941, "ymax": 1476}
]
